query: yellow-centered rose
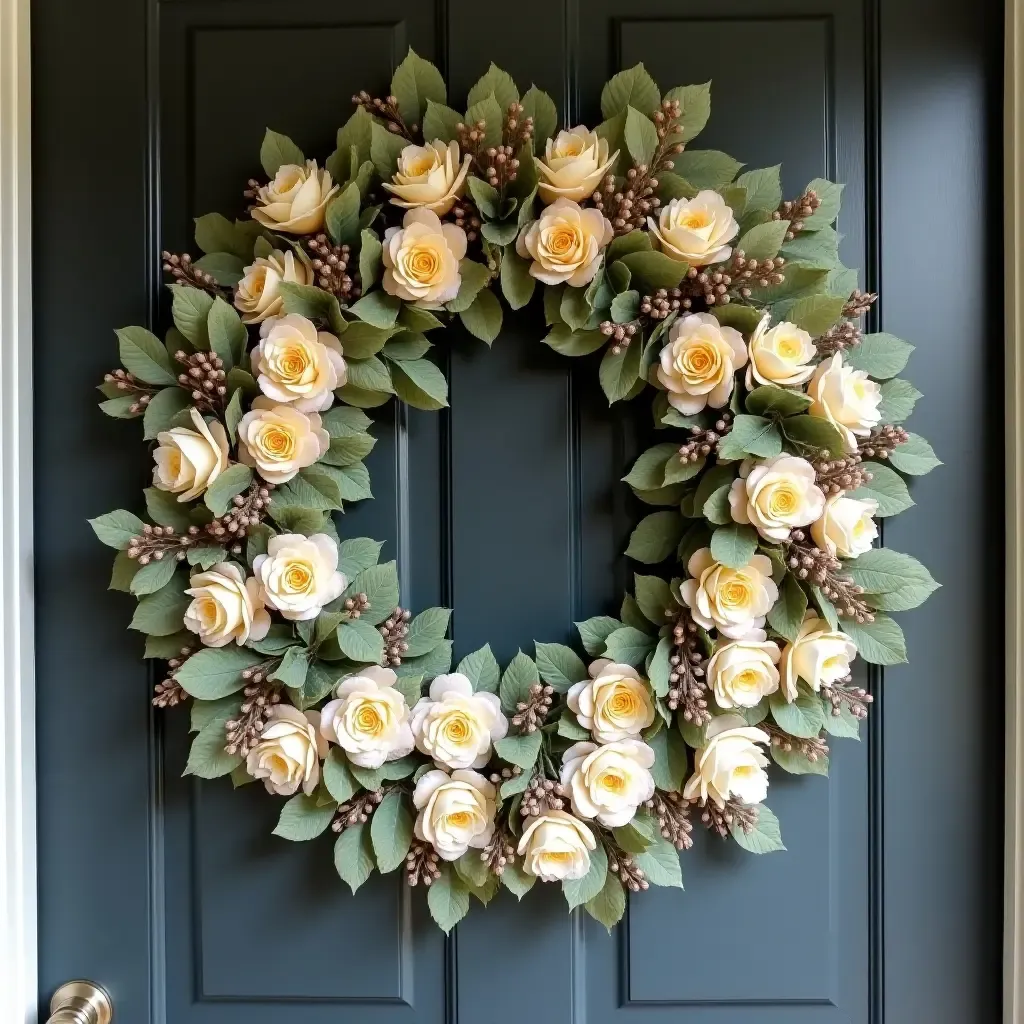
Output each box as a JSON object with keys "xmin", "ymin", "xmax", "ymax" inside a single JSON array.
[
  {"xmin": 729, "ymin": 455, "xmax": 827, "ymax": 542},
  {"xmin": 183, "ymin": 561, "xmax": 270, "ymax": 648},
  {"xmin": 745, "ymin": 313, "xmax": 816, "ymax": 389},
  {"xmin": 681, "ymin": 547, "xmax": 779, "ymax": 640},
  {"xmin": 517, "ymin": 810, "xmax": 596, "ymax": 881},
  {"xmin": 707, "ymin": 639, "xmax": 782, "ymax": 710},
  {"xmin": 251, "ymin": 313, "xmax": 347, "ymax": 412},
  {"xmin": 410, "ymin": 673, "xmax": 508, "ymax": 771},
  {"xmin": 535, "ymin": 126, "xmax": 619, "ymax": 204},
  {"xmin": 246, "ymin": 706, "xmax": 328, "ymax": 796},
  {"xmin": 236, "ymin": 398, "xmax": 330, "ymax": 485},
  {"xmin": 383, "ymin": 140, "xmax": 471, "ymax": 216},
  {"xmin": 560, "ymin": 740, "xmax": 656, "ymax": 827},
  {"xmin": 413, "ymin": 768, "xmax": 496, "ymax": 861},
  {"xmin": 567, "ymin": 660, "xmax": 656, "ymax": 743},
  {"xmin": 807, "ymin": 353, "xmax": 882, "ymax": 452},
  {"xmin": 656, "ymin": 312, "xmax": 748, "ymax": 415},
  {"xmin": 382, "ymin": 208, "xmax": 467, "ymax": 307},
  {"xmin": 683, "ymin": 714, "xmax": 771, "ymax": 808},
  {"xmin": 811, "ymin": 493, "xmax": 879, "ymax": 558},
  {"xmin": 779, "ymin": 613, "xmax": 857, "ymax": 702},
  {"xmin": 516, "ymin": 198, "xmax": 613, "ymax": 287},
  {"xmin": 251, "ymin": 160, "xmax": 338, "ymax": 235},
  {"xmin": 252, "ymin": 532, "xmax": 346, "ymax": 621},
  {"xmin": 234, "ymin": 249, "xmax": 312, "ymax": 324},
  {"xmin": 648, "ymin": 191, "xmax": 739, "ymax": 266},
  {"xmin": 152, "ymin": 407, "xmax": 230, "ymax": 502}
]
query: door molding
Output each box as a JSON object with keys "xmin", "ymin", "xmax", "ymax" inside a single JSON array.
[{"xmin": 0, "ymin": 0, "xmax": 37, "ymax": 1021}]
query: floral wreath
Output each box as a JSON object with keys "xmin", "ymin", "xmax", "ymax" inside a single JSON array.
[{"xmin": 90, "ymin": 53, "xmax": 939, "ymax": 932}]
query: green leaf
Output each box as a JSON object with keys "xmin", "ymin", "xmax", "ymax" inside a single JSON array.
[
  {"xmin": 494, "ymin": 730, "xmax": 543, "ymax": 770},
  {"xmin": 576, "ymin": 615, "xmax": 623, "ymax": 656},
  {"xmin": 204, "ymin": 463, "xmax": 252, "ymax": 517},
  {"xmin": 402, "ymin": 607, "xmax": 451, "ymax": 657},
  {"xmin": 334, "ymin": 823, "xmax": 376, "ymax": 893},
  {"xmin": 664, "ymin": 82, "xmax": 711, "ymax": 143},
  {"xmin": 467, "ymin": 63, "xmax": 519, "ymax": 111},
  {"xmin": 457, "ymin": 644, "xmax": 501, "ymax": 693},
  {"xmin": 391, "ymin": 357, "xmax": 449, "ymax": 410},
  {"xmin": 342, "ymin": 562, "xmax": 399, "ymax": 626},
  {"xmin": 736, "ymin": 220, "xmax": 789, "ymax": 261},
  {"xmin": 731, "ymin": 805, "xmax": 785, "ymax": 853},
  {"xmin": 350, "ymin": 756, "xmax": 419, "ymax": 791},
  {"xmin": 109, "ymin": 550, "xmax": 137, "ymax": 592},
  {"xmin": 382, "ymin": 332, "xmax": 431, "ymax": 362},
  {"xmin": 624, "ymin": 106, "xmax": 658, "ymax": 164},
  {"xmin": 500, "ymin": 247, "xmax": 536, "ymax": 309},
  {"xmin": 521, "ymin": 85, "xmax": 557, "ymax": 151},
  {"xmin": 766, "ymin": 572, "xmax": 809, "ymax": 642},
  {"xmin": 535, "ymin": 642, "xmax": 587, "ymax": 691},
  {"xmin": 322, "ymin": 432, "xmax": 376, "ymax": 468},
  {"xmin": 349, "ymin": 294, "xmax": 402, "ymax": 334},
  {"xmin": 718, "ymin": 414, "xmax": 783, "ymax": 460},
  {"xmin": 207, "ymin": 297, "xmax": 246, "ymax": 368},
  {"xmin": 781, "ymin": 225, "xmax": 840, "ymax": 269},
  {"xmin": 601, "ymin": 63, "xmax": 660, "ymax": 120},
  {"xmin": 674, "ymin": 149, "xmax": 742, "ymax": 189},
  {"xmin": 557, "ymin": 710, "xmax": 592, "ymax": 741},
  {"xmin": 193, "ymin": 252, "xmax": 245, "ymax": 286},
  {"xmin": 423, "ymin": 100, "xmax": 464, "ymax": 144},
  {"xmin": 585, "ymin": 870, "xmax": 626, "ymax": 932},
  {"xmin": 648, "ymin": 724, "xmax": 688, "ymax": 792},
  {"xmin": 851, "ymin": 462, "xmax": 914, "ymax": 516},
  {"xmin": 141, "ymin": 387, "xmax": 189, "ymax": 440},
  {"xmin": 633, "ymin": 574, "xmax": 673, "ymax": 625},
  {"xmin": 145, "ymin": 629, "xmax": 195, "ymax": 660},
  {"xmin": 391, "ymin": 47, "xmax": 446, "ymax": 123},
  {"xmin": 801, "ymin": 178, "xmax": 844, "ymax": 230},
  {"xmin": 278, "ymin": 282, "xmax": 337, "ymax": 324},
  {"xmin": 369, "ymin": 121, "xmax": 407, "ymax": 180},
  {"xmin": 635, "ymin": 836, "xmax": 683, "ymax": 888},
  {"xmin": 619, "ymin": 251, "xmax": 687, "ymax": 291},
  {"xmin": 563, "ymin": 841, "xmax": 608, "ymax": 909},
  {"xmin": 735, "ymin": 165, "xmax": 782, "ymax": 214},
  {"xmin": 193, "ymin": 212, "xmax": 249, "ymax": 259},
  {"xmin": 602, "ymin": 626, "xmax": 655, "ymax": 668},
  {"xmin": 346, "ymin": 354, "xmax": 394, "ymax": 394},
  {"xmin": 459, "ymin": 289, "xmax": 503, "ymax": 345},
  {"xmin": 89, "ymin": 509, "xmax": 146, "ymax": 550},
  {"xmin": 268, "ymin": 646, "xmax": 308, "ymax": 690},
  {"xmin": 499, "ymin": 651, "xmax": 539, "ymax": 715},
  {"xmin": 464, "ymin": 94, "xmax": 503, "ymax": 148},
  {"xmin": 467, "ymin": 177, "xmax": 500, "ymax": 219},
  {"xmin": 889, "ymin": 432, "xmax": 941, "ymax": 476},
  {"xmin": 787, "ymin": 293, "xmax": 846, "ymax": 336},
  {"xmin": 427, "ymin": 865, "xmax": 471, "ymax": 933},
  {"xmin": 710, "ymin": 524, "xmax": 758, "ymax": 570},
  {"xmin": 599, "ymin": 336, "xmax": 643, "ymax": 403},
  {"xmin": 176, "ymin": 646, "xmax": 263, "ymax": 699},
  {"xmin": 877, "ymin": 378, "xmax": 922, "ymax": 423},
  {"xmin": 322, "ymin": 749, "xmax": 359, "ymax": 804},
  {"xmin": 129, "ymin": 576, "xmax": 189, "ymax": 636},
  {"xmin": 357, "ymin": 229, "xmax": 384, "ymax": 291},
  {"xmin": 98, "ymin": 394, "xmax": 143, "ymax": 419},
  {"xmin": 772, "ymin": 744, "xmax": 829, "ymax": 776},
  {"xmin": 560, "ymin": 285, "xmax": 592, "ymax": 332},
  {"xmin": 189, "ymin": 693, "xmax": 242, "ymax": 733},
  {"xmin": 843, "ymin": 333, "xmax": 914, "ymax": 379},
  {"xmin": 323, "ymin": 182, "xmax": 361, "ymax": 247},
  {"xmin": 370, "ymin": 789, "xmax": 414, "ymax": 872},
  {"xmin": 843, "ymin": 614, "xmax": 908, "ymax": 665},
  {"xmin": 185, "ymin": 719, "xmax": 242, "ymax": 779},
  {"xmin": 446, "ymin": 260, "xmax": 492, "ymax": 313},
  {"xmin": 500, "ymin": 771, "xmax": 532, "ymax": 799},
  {"xmin": 501, "ymin": 860, "xmax": 536, "ymax": 899},
  {"xmin": 116, "ymin": 326, "xmax": 177, "ymax": 385},
  {"xmin": 703, "ymin": 484, "xmax": 733, "ymax": 526},
  {"xmin": 273, "ymin": 793, "xmax": 335, "ymax": 842},
  {"xmin": 144, "ymin": 487, "xmax": 191, "ymax": 533},
  {"xmin": 782, "ymin": 414, "xmax": 847, "ymax": 458},
  {"xmin": 260, "ymin": 129, "xmax": 304, "ymax": 175},
  {"xmin": 745, "ymin": 385, "xmax": 812, "ymax": 418},
  {"xmin": 393, "ymin": 675, "xmax": 424, "ymax": 708},
  {"xmin": 647, "ymin": 636, "xmax": 672, "ymax": 697},
  {"xmin": 622, "ymin": 443, "xmax": 675, "ymax": 490},
  {"xmin": 844, "ymin": 548, "xmax": 939, "ymax": 611},
  {"xmin": 542, "ymin": 324, "xmax": 606, "ymax": 357},
  {"xmin": 626, "ymin": 510, "xmax": 684, "ymax": 564},
  {"xmin": 769, "ymin": 685, "xmax": 826, "ymax": 738},
  {"xmin": 129, "ymin": 556, "xmax": 177, "ymax": 596}
]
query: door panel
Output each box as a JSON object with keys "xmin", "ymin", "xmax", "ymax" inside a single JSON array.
[{"xmin": 32, "ymin": 0, "xmax": 1002, "ymax": 1022}]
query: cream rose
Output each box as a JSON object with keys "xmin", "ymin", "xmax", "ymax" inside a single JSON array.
[
  {"xmin": 779, "ymin": 613, "xmax": 858, "ymax": 701},
  {"xmin": 381, "ymin": 208, "xmax": 467, "ymax": 307},
  {"xmin": 729, "ymin": 455, "xmax": 826, "ymax": 542},
  {"xmin": 410, "ymin": 673, "xmax": 508, "ymax": 770},
  {"xmin": 680, "ymin": 547, "xmax": 779, "ymax": 640},
  {"xmin": 560, "ymin": 740, "xmax": 656, "ymax": 827},
  {"xmin": 648, "ymin": 190, "xmax": 739, "ymax": 266},
  {"xmin": 811, "ymin": 493, "xmax": 879, "ymax": 558},
  {"xmin": 319, "ymin": 666, "xmax": 415, "ymax": 769},
  {"xmin": 745, "ymin": 314, "xmax": 816, "ymax": 389},
  {"xmin": 152, "ymin": 407, "xmax": 230, "ymax": 502},
  {"xmin": 413, "ymin": 769, "xmax": 496, "ymax": 861},
  {"xmin": 517, "ymin": 810, "xmax": 597, "ymax": 881},
  {"xmin": 567, "ymin": 660, "xmax": 655, "ymax": 743},
  {"xmin": 535, "ymin": 126, "xmax": 619, "ymax": 204},
  {"xmin": 183, "ymin": 561, "xmax": 270, "ymax": 647},
  {"xmin": 236, "ymin": 398, "xmax": 330, "ymax": 485},
  {"xmin": 234, "ymin": 249, "xmax": 312, "ymax": 324},
  {"xmin": 707, "ymin": 639, "xmax": 782, "ymax": 709},
  {"xmin": 382, "ymin": 140, "xmax": 471, "ymax": 216},
  {"xmin": 656, "ymin": 312, "xmax": 747, "ymax": 415},
  {"xmin": 252, "ymin": 532, "xmax": 346, "ymax": 621},
  {"xmin": 251, "ymin": 160, "xmax": 338, "ymax": 234},
  {"xmin": 683, "ymin": 715, "xmax": 771, "ymax": 807},
  {"xmin": 516, "ymin": 198, "xmax": 613, "ymax": 288},
  {"xmin": 251, "ymin": 314, "xmax": 347, "ymax": 412},
  {"xmin": 807, "ymin": 353, "xmax": 883, "ymax": 452},
  {"xmin": 245, "ymin": 706, "xmax": 327, "ymax": 796}
]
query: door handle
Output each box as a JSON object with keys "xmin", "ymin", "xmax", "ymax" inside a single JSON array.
[{"xmin": 46, "ymin": 981, "xmax": 112, "ymax": 1024}]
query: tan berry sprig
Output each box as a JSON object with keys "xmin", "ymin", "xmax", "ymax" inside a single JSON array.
[
  {"xmin": 102, "ymin": 369, "xmax": 158, "ymax": 414},
  {"xmin": 771, "ymin": 188, "xmax": 821, "ymax": 239},
  {"xmin": 783, "ymin": 528, "xmax": 875, "ymax": 623},
  {"xmin": 697, "ymin": 796, "xmax": 759, "ymax": 839},
  {"xmin": 405, "ymin": 839, "xmax": 442, "ymax": 887},
  {"xmin": 304, "ymin": 234, "xmax": 360, "ymax": 302},
  {"xmin": 161, "ymin": 250, "xmax": 225, "ymax": 297},
  {"xmin": 822, "ymin": 679, "xmax": 874, "ymax": 720},
  {"xmin": 174, "ymin": 349, "xmax": 228, "ymax": 415},
  {"xmin": 378, "ymin": 607, "xmax": 410, "ymax": 667},
  {"xmin": 224, "ymin": 669, "xmax": 282, "ymax": 757},
  {"xmin": 666, "ymin": 610, "xmax": 712, "ymax": 725},
  {"xmin": 511, "ymin": 682, "xmax": 554, "ymax": 733},
  {"xmin": 519, "ymin": 776, "xmax": 567, "ymax": 818},
  {"xmin": 677, "ymin": 412, "xmax": 733, "ymax": 464},
  {"xmin": 333, "ymin": 787, "xmax": 388, "ymax": 831},
  {"xmin": 645, "ymin": 791, "xmax": 694, "ymax": 851},
  {"xmin": 607, "ymin": 845, "xmax": 649, "ymax": 892},
  {"xmin": 352, "ymin": 91, "xmax": 418, "ymax": 140},
  {"xmin": 762, "ymin": 721, "xmax": 830, "ymax": 763},
  {"xmin": 152, "ymin": 644, "xmax": 195, "ymax": 708}
]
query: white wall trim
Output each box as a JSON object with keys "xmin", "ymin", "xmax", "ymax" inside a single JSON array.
[{"xmin": 0, "ymin": 0, "xmax": 36, "ymax": 1021}]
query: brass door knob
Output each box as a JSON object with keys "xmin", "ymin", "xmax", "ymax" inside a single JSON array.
[{"xmin": 47, "ymin": 981, "xmax": 112, "ymax": 1024}]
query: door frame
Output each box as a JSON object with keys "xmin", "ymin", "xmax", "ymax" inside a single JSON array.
[{"xmin": 1, "ymin": 0, "xmax": 1021, "ymax": 1021}]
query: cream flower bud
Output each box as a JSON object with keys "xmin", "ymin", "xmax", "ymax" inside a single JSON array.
[
  {"xmin": 183, "ymin": 561, "xmax": 271, "ymax": 648},
  {"xmin": 236, "ymin": 398, "xmax": 330, "ymax": 485},
  {"xmin": 152, "ymin": 407, "xmax": 230, "ymax": 502},
  {"xmin": 567, "ymin": 660, "xmax": 656, "ymax": 743},
  {"xmin": 729, "ymin": 455, "xmax": 827, "ymax": 543},
  {"xmin": 648, "ymin": 190, "xmax": 739, "ymax": 266},
  {"xmin": 656, "ymin": 312, "xmax": 747, "ymax": 415},
  {"xmin": 319, "ymin": 666, "xmax": 415, "ymax": 769},
  {"xmin": 560, "ymin": 740, "xmax": 656, "ymax": 827},
  {"xmin": 779, "ymin": 613, "xmax": 858, "ymax": 702},
  {"xmin": 383, "ymin": 140, "xmax": 471, "ymax": 216},
  {"xmin": 807, "ymin": 353, "xmax": 882, "ymax": 452},
  {"xmin": 252, "ymin": 532, "xmax": 346, "ymax": 621},
  {"xmin": 246, "ymin": 706, "xmax": 328, "ymax": 796},
  {"xmin": 683, "ymin": 715, "xmax": 771, "ymax": 808},
  {"xmin": 517, "ymin": 810, "xmax": 597, "ymax": 881},
  {"xmin": 381, "ymin": 208, "xmax": 467, "ymax": 307},
  {"xmin": 410, "ymin": 673, "xmax": 508, "ymax": 771},
  {"xmin": 707, "ymin": 639, "xmax": 782, "ymax": 710},
  {"xmin": 516, "ymin": 198, "xmax": 613, "ymax": 288},
  {"xmin": 251, "ymin": 314, "xmax": 347, "ymax": 412},
  {"xmin": 680, "ymin": 547, "xmax": 779, "ymax": 640},
  {"xmin": 234, "ymin": 249, "xmax": 312, "ymax": 324},
  {"xmin": 413, "ymin": 768, "xmax": 496, "ymax": 861},
  {"xmin": 745, "ymin": 314, "xmax": 816, "ymax": 389},
  {"xmin": 811, "ymin": 493, "xmax": 879, "ymax": 558},
  {"xmin": 251, "ymin": 160, "xmax": 338, "ymax": 235},
  {"xmin": 536, "ymin": 127, "xmax": 619, "ymax": 204}
]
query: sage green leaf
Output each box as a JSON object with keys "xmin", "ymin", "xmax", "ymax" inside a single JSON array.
[
  {"xmin": 468, "ymin": 63, "xmax": 519, "ymax": 111},
  {"xmin": 334, "ymin": 823, "xmax": 376, "ymax": 893},
  {"xmin": 781, "ymin": 414, "xmax": 847, "ymax": 458},
  {"xmin": 621, "ymin": 593, "xmax": 649, "ymax": 632},
  {"xmin": 702, "ymin": 484, "xmax": 733, "ymax": 526},
  {"xmin": 391, "ymin": 357, "xmax": 449, "ymax": 410},
  {"xmin": 382, "ymin": 331, "xmax": 431, "ymax": 361},
  {"xmin": 454, "ymin": 850, "xmax": 490, "ymax": 889},
  {"xmin": 619, "ymin": 251, "xmax": 688, "ymax": 291},
  {"xmin": 109, "ymin": 550, "xmax": 137, "ymax": 592},
  {"xmin": 337, "ymin": 322, "xmax": 394, "ymax": 360},
  {"xmin": 89, "ymin": 509, "xmax": 146, "ymax": 549},
  {"xmin": 745, "ymin": 384, "xmax": 812, "ymax": 418},
  {"xmin": 613, "ymin": 820, "xmax": 655, "ymax": 854},
  {"xmin": 370, "ymin": 121, "xmax": 407, "ymax": 179},
  {"xmin": 207, "ymin": 297, "xmax": 246, "ymax": 368},
  {"xmin": 585, "ymin": 870, "xmax": 626, "ymax": 932},
  {"xmin": 323, "ymin": 182, "xmax": 361, "ymax": 247},
  {"xmin": 626, "ymin": 510, "xmax": 684, "ymax": 564},
  {"xmin": 494, "ymin": 731, "xmax": 543, "ymax": 770},
  {"xmin": 500, "ymin": 771, "xmax": 532, "ymax": 799},
  {"xmin": 185, "ymin": 719, "xmax": 242, "ymax": 779},
  {"xmin": 349, "ymin": 756, "xmax": 418, "ymax": 792},
  {"xmin": 186, "ymin": 545, "xmax": 224, "ymax": 570},
  {"xmin": 877, "ymin": 378, "xmax": 922, "ymax": 422},
  {"xmin": 664, "ymin": 82, "xmax": 711, "ymax": 143},
  {"xmin": 175, "ymin": 645, "xmax": 263, "ymax": 699},
  {"xmin": 193, "ymin": 252, "xmax": 245, "ymax": 286},
  {"xmin": 271, "ymin": 470, "xmax": 342, "ymax": 515},
  {"xmin": 634, "ymin": 574, "xmax": 673, "ymax": 627},
  {"xmin": 648, "ymin": 724, "xmax": 688, "ymax": 791},
  {"xmin": 357, "ymin": 229, "xmax": 383, "ymax": 291},
  {"xmin": 731, "ymin": 805, "xmax": 785, "ymax": 853},
  {"xmin": 204, "ymin": 463, "xmax": 252, "ymax": 516},
  {"xmin": 736, "ymin": 220, "xmax": 789, "ymax": 261},
  {"xmin": 623, "ymin": 443, "xmax": 675, "ymax": 489},
  {"xmin": 781, "ymin": 225, "xmax": 840, "ymax": 269},
  {"xmin": 889, "ymin": 432, "xmax": 941, "ymax": 475},
  {"xmin": 260, "ymin": 129, "xmax": 303, "ymax": 175},
  {"xmin": 194, "ymin": 212, "xmax": 248, "ymax": 258},
  {"xmin": 800, "ymin": 178, "xmax": 844, "ymax": 230},
  {"xmin": 576, "ymin": 615, "xmax": 624, "ymax": 656},
  {"xmin": 393, "ymin": 675, "xmax": 424, "ymax": 708},
  {"xmin": 843, "ymin": 332, "xmax": 914, "ymax": 379},
  {"xmin": 769, "ymin": 686, "xmax": 826, "ymax": 738},
  {"xmin": 129, "ymin": 575, "xmax": 189, "ymax": 636},
  {"xmin": 333, "ymin": 384, "xmax": 392, "ymax": 408},
  {"xmin": 823, "ymin": 703, "xmax": 862, "ymax": 739},
  {"xmin": 709, "ymin": 303, "xmax": 761, "ymax": 334},
  {"xmin": 635, "ymin": 836, "xmax": 683, "ymax": 888},
  {"xmin": 117, "ymin": 326, "xmax": 177, "ymax": 385},
  {"xmin": 322, "ymin": 431, "xmax": 376, "ymax": 467},
  {"xmin": 189, "ymin": 693, "xmax": 242, "ymax": 733},
  {"xmin": 718, "ymin": 414, "xmax": 783, "ymax": 460},
  {"xmin": 335, "ymin": 621, "xmax": 385, "ymax": 666},
  {"xmin": 766, "ymin": 572, "xmax": 809, "ymax": 642},
  {"xmin": 735, "ymin": 165, "xmax": 782, "ymax": 214},
  {"xmin": 610, "ymin": 289, "xmax": 640, "ymax": 324},
  {"xmin": 501, "ymin": 860, "xmax": 536, "ymax": 899},
  {"xmin": 542, "ymin": 324, "xmax": 606, "ymax": 357},
  {"xmin": 557, "ymin": 710, "xmax": 591, "ymax": 741},
  {"xmin": 129, "ymin": 556, "xmax": 177, "ymax": 596},
  {"xmin": 658, "ymin": 170, "xmax": 697, "ymax": 203},
  {"xmin": 447, "ymin": 260, "xmax": 492, "ymax": 313},
  {"xmin": 427, "ymin": 865, "xmax": 471, "ymax": 934},
  {"xmin": 142, "ymin": 387, "xmax": 190, "ymax": 440},
  {"xmin": 607, "ymin": 230, "xmax": 652, "ymax": 263},
  {"xmin": 599, "ymin": 337, "xmax": 642, "ymax": 403},
  {"xmin": 535, "ymin": 642, "xmax": 587, "ymax": 691},
  {"xmin": 459, "ymin": 289, "xmax": 503, "ymax": 345},
  {"xmin": 342, "ymin": 562, "xmax": 399, "ymax": 626},
  {"xmin": 270, "ymin": 645, "xmax": 308, "ymax": 689},
  {"xmin": 463, "ymin": 94, "xmax": 503, "ymax": 148},
  {"xmin": 349, "ymin": 292, "xmax": 401, "ymax": 330},
  {"xmin": 346, "ymin": 354, "xmax": 394, "ymax": 393},
  {"xmin": 391, "ymin": 47, "xmax": 446, "ymax": 123},
  {"xmin": 521, "ymin": 85, "xmax": 557, "ymax": 152},
  {"xmin": 602, "ymin": 626, "xmax": 655, "ymax": 667},
  {"xmin": 851, "ymin": 462, "xmax": 914, "ymax": 516},
  {"xmin": 844, "ymin": 548, "xmax": 939, "ymax": 610},
  {"xmin": 499, "ymin": 650, "xmax": 540, "ymax": 715},
  {"xmin": 560, "ymin": 284, "xmax": 592, "ymax": 331},
  {"xmin": 624, "ymin": 106, "xmax": 658, "ymax": 164},
  {"xmin": 145, "ymin": 629, "xmax": 195, "ymax": 660},
  {"xmin": 423, "ymin": 100, "xmax": 464, "ymax": 144},
  {"xmin": 601, "ymin": 63, "xmax": 660, "ymax": 120},
  {"xmin": 811, "ymin": 585, "xmax": 841, "ymax": 630},
  {"xmin": 787, "ymin": 293, "xmax": 846, "ymax": 336},
  {"xmin": 674, "ymin": 149, "xmax": 742, "ymax": 189},
  {"xmin": 710, "ymin": 524, "xmax": 759, "ymax": 570},
  {"xmin": 563, "ymin": 841, "xmax": 608, "ymax": 909},
  {"xmin": 500, "ymin": 247, "xmax": 536, "ymax": 309},
  {"xmin": 772, "ymin": 744, "xmax": 829, "ymax": 776},
  {"xmin": 273, "ymin": 793, "xmax": 335, "ymax": 842},
  {"xmin": 467, "ymin": 176, "xmax": 500, "ymax": 219},
  {"xmin": 647, "ymin": 636, "xmax": 672, "ymax": 697},
  {"xmin": 98, "ymin": 394, "xmax": 142, "ymax": 418},
  {"xmin": 843, "ymin": 613, "xmax": 908, "ymax": 665},
  {"xmin": 663, "ymin": 455, "xmax": 703, "ymax": 486},
  {"xmin": 457, "ymin": 644, "xmax": 501, "ymax": 693},
  {"xmin": 403, "ymin": 607, "xmax": 451, "ymax": 658},
  {"xmin": 370, "ymin": 789, "xmax": 414, "ymax": 873}
]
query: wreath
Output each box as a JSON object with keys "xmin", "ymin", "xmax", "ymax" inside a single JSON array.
[{"xmin": 90, "ymin": 52, "xmax": 939, "ymax": 932}]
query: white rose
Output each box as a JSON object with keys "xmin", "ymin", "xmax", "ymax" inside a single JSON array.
[
  {"xmin": 413, "ymin": 768, "xmax": 496, "ymax": 861},
  {"xmin": 152, "ymin": 407, "xmax": 230, "ymax": 502},
  {"xmin": 535, "ymin": 126, "xmax": 619, "ymax": 204},
  {"xmin": 252, "ymin": 532, "xmax": 346, "ymax": 621},
  {"xmin": 410, "ymin": 673, "xmax": 508, "ymax": 770},
  {"xmin": 745, "ymin": 314, "xmax": 816, "ymax": 389},
  {"xmin": 251, "ymin": 160, "xmax": 339, "ymax": 235},
  {"xmin": 251, "ymin": 314, "xmax": 346, "ymax": 412},
  {"xmin": 517, "ymin": 810, "xmax": 597, "ymax": 881},
  {"xmin": 707, "ymin": 639, "xmax": 782, "ymax": 709},
  {"xmin": 183, "ymin": 561, "xmax": 270, "ymax": 647},
  {"xmin": 234, "ymin": 249, "xmax": 312, "ymax": 324},
  {"xmin": 382, "ymin": 140, "xmax": 471, "ymax": 216},
  {"xmin": 656, "ymin": 312, "xmax": 747, "ymax": 415},
  {"xmin": 381, "ymin": 208, "xmax": 467, "ymax": 307},
  {"xmin": 683, "ymin": 714, "xmax": 770, "ymax": 808},
  {"xmin": 236, "ymin": 397, "xmax": 330, "ymax": 485},
  {"xmin": 567, "ymin": 659, "xmax": 655, "ymax": 743},
  {"xmin": 811, "ymin": 493, "xmax": 879, "ymax": 558},
  {"xmin": 680, "ymin": 547, "xmax": 779, "ymax": 640},
  {"xmin": 648, "ymin": 190, "xmax": 739, "ymax": 266},
  {"xmin": 516, "ymin": 198, "xmax": 613, "ymax": 288},
  {"xmin": 779, "ymin": 612, "xmax": 857, "ymax": 701},
  {"xmin": 729, "ymin": 455, "xmax": 827, "ymax": 542},
  {"xmin": 560, "ymin": 740, "xmax": 656, "ymax": 827},
  {"xmin": 807, "ymin": 353, "xmax": 882, "ymax": 452},
  {"xmin": 319, "ymin": 666, "xmax": 415, "ymax": 769},
  {"xmin": 246, "ymin": 705, "xmax": 328, "ymax": 796}
]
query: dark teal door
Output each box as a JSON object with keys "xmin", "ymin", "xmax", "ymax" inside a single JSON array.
[{"xmin": 33, "ymin": 0, "xmax": 1003, "ymax": 1020}]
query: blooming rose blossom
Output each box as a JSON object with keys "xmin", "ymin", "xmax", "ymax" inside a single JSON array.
[
  {"xmin": 729, "ymin": 454, "xmax": 827, "ymax": 542},
  {"xmin": 246, "ymin": 706, "xmax": 327, "ymax": 796},
  {"xmin": 381, "ymin": 208, "xmax": 467, "ymax": 307},
  {"xmin": 236, "ymin": 398, "xmax": 330, "ymax": 485},
  {"xmin": 648, "ymin": 191, "xmax": 739, "ymax": 265},
  {"xmin": 413, "ymin": 768, "xmax": 496, "ymax": 861},
  {"xmin": 745, "ymin": 314, "xmax": 817, "ymax": 389},
  {"xmin": 253, "ymin": 532, "xmax": 346, "ymax": 621},
  {"xmin": 183, "ymin": 561, "xmax": 270, "ymax": 647},
  {"xmin": 656, "ymin": 312, "xmax": 747, "ymax": 415},
  {"xmin": 516, "ymin": 198, "xmax": 613, "ymax": 287},
  {"xmin": 410, "ymin": 673, "xmax": 508, "ymax": 770},
  {"xmin": 517, "ymin": 810, "xmax": 597, "ymax": 881},
  {"xmin": 811, "ymin": 493, "xmax": 879, "ymax": 558},
  {"xmin": 560, "ymin": 740, "xmax": 656, "ymax": 827},
  {"xmin": 807, "ymin": 353, "xmax": 882, "ymax": 452},
  {"xmin": 234, "ymin": 249, "xmax": 312, "ymax": 324},
  {"xmin": 382, "ymin": 140, "xmax": 471, "ymax": 215},
  {"xmin": 707, "ymin": 638, "xmax": 782, "ymax": 709},
  {"xmin": 683, "ymin": 714, "xmax": 771, "ymax": 808},
  {"xmin": 535, "ymin": 127, "xmax": 619, "ymax": 204},
  {"xmin": 251, "ymin": 160, "xmax": 338, "ymax": 234},
  {"xmin": 680, "ymin": 547, "xmax": 779, "ymax": 640},
  {"xmin": 251, "ymin": 314, "xmax": 346, "ymax": 412},
  {"xmin": 152, "ymin": 407, "xmax": 230, "ymax": 502},
  {"xmin": 779, "ymin": 612, "xmax": 858, "ymax": 701},
  {"xmin": 567, "ymin": 660, "xmax": 656, "ymax": 743}
]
